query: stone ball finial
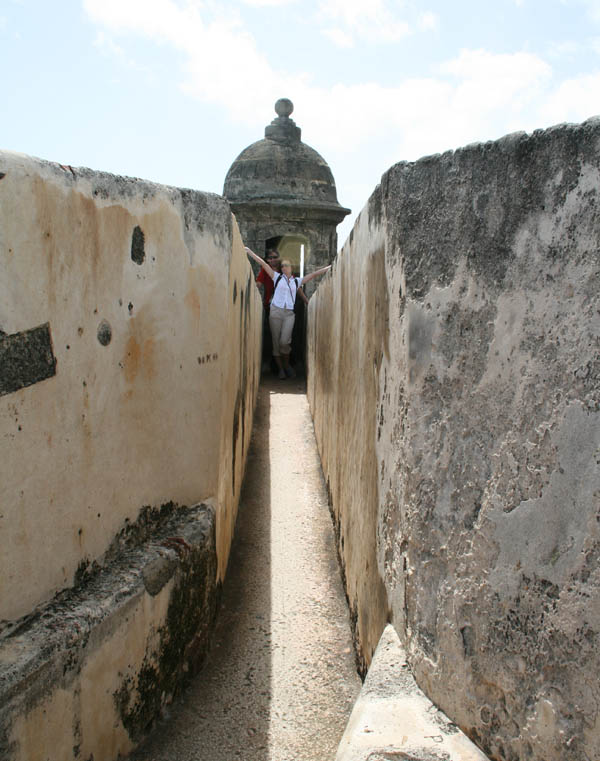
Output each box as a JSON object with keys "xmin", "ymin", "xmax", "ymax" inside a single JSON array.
[{"xmin": 275, "ymin": 98, "xmax": 294, "ymax": 118}]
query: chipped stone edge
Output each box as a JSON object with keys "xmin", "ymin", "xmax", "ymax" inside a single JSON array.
[{"xmin": 335, "ymin": 625, "xmax": 491, "ymax": 761}]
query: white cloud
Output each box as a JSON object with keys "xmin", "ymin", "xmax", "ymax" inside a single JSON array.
[
  {"xmin": 93, "ymin": 31, "xmax": 126, "ymax": 58},
  {"xmin": 582, "ymin": 0, "xmax": 600, "ymax": 21},
  {"xmin": 321, "ymin": 27, "xmax": 354, "ymax": 48},
  {"xmin": 83, "ymin": 0, "xmax": 290, "ymax": 122},
  {"xmin": 83, "ymin": 0, "xmax": 600, "ymax": 193},
  {"xmin": 241, "ymin": 0, "xmax": 296, "ymax": 5},
  {"xmin": 93, "ymin": 31, "xmax": 155, "ymax": 77},
  {"xmin": 547, "ymin": 39, "xmax": 581, "ymax": 58},
  {"xmin": 419, "ymin": 11, "xmax": 439, "ymax": 30},
  {"xmin": 84, "ymin": 0, "xmax": 188, "ymax": 43},
  {"xmin": 561, "ymin": 0, "xmax": 600, "ymax": 22},
  {"xmin": 299, "ymin": 51, "xmax": 552, "ymax": 162},
  {"xmin": 294, "ymin": 50, "xmax": 552, "ymax": 160},
  {"xmin": 540, "ymin": 71, "xmax": 600, "ymax": 123},
  {"xmin": 317, "ymin": 0, "xmax": 412, "ymax": 47},
  {"xmin": 440, "ymin": 49, "xmax": 552, "ymax": 114}
]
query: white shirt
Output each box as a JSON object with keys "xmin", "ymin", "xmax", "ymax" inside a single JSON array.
[{"xmin": 271, "ymin": 272, "xmax": 299, "ymax": 310}]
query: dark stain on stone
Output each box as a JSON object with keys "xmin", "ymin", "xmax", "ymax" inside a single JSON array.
[
  {"xmin": 97, "ymin": 320, "xmax": 112, "ymax": 346},
  {"xmin": 105, "ymin": 502, "xmax": 180, "ymax": 561},
  {"xmin": 114, "ymin": 504, "xmax": 218, "ymax": 742},
  {"xmin": 231, "ymin": 390, "xmax": 242, "ymax": 495},
  {"xmin": 0, "ymin": 723, "xmax": 16, "ymax": 760},
  {"xmin": 73, "ymin": 557, "xmax": 100, "ymax": 588},
  {"xmin": 0, "ymin": 172, "xmax": 6, "ymax": 181},
  {"xmin": 128, "ymin": 302, "xmax": 134, "ymax": 314},
  {"xmin": 368, "ymin": 182, "xmax": 384, "ymax": 227},
  {"xmin": 460, "ymin": 625, "xmax": 475, "ymax": 656},
  {"xmin": 0, "ymin": 497, "xmax": 218, "ymax": 758},
  {"xmin": 233, "ymin": 281, "xmax": 237, "ymax": 304},
  {"xmin": 463, "ymin": 502, "xmax": 482, "ymax": 530},
  {"xmin": 0, "ymin": 323, "xmax": 57, "ymax": 397},
  {"xmin": 131, "ymin": 225, "xmax": 145, "ymax": 265},
  {"xmin": 72, "ymin": 692, "xmax": 83, "ymax": 758}
]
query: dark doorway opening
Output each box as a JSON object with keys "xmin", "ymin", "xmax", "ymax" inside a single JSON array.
[{"xmin": 264, "ymin": 235, "xmax": 309, "ymax": 377}]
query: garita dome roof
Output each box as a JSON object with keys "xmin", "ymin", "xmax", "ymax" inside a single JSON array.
[{"xmin": 223, "ymin": 99, "xmax": 350, "ymax": 220}]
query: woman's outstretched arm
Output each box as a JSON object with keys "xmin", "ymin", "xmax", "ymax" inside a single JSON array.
[
  {"xmin": 301, "ymin": 264, "xmax": 331, "ymax": 285},
  {"xmin": 245, "ymin": 247, "xmax": 275, "ymax": 279}
]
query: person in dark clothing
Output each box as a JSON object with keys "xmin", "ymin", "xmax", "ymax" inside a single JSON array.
[{"xmin": 256, "ymin": 250, "xmax": 281, "ymax": 372}]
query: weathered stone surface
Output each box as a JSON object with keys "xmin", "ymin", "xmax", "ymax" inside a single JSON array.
[
  {"xmin": 0, "ymin": 503, "xmax": 217, "ymax": 761},
  {"xmin": 224, "ymin": 99, "xmax": 345, "ymax": 210},
  {"xmin": 0, "ymin": 150, "xmax": 261, "ymax": 623},
  {"xmin": 308, "ymin": 118, "xmax": 600, "ymax": 761},
  {"xmin": 336, "ymin": 625, "xmax": 489, "ymax": 761},
  {"xmin": 0, "ymin": 150, "xmax": 262, "ymax": 759},
  {"xmin": 142, "ymin": 552, "xmax": 178, "ymax": 596}
]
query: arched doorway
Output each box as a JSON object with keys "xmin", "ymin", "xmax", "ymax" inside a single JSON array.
[
  {"xmin": 266, "ymin": 234, "xmax": 310, "ymax": 277},
  {"xmin": 265, "ymin": 233, "xmax": 310, "ymax": 374}
]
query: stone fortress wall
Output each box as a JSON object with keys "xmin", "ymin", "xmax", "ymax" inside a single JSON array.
[
  {"xmin": 0, "ymin": 151, "xmax": 262, "ymax": 760},
  {"xmin": 2, "ymin": 113, "xmax": 600, "ymax": 761},
  {"xmin": 307, "ymin": 118, "xmax": 600, "ymax": 761}
]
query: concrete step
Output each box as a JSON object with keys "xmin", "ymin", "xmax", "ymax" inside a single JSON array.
[{"xmin": 336, "ymin": 624, "xmax": 490, "ymax": 761}]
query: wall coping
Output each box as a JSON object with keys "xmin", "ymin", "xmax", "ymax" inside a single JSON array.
[{"xmin": 335, "ymin": 625, "xmax": 491, "ymax": 761}]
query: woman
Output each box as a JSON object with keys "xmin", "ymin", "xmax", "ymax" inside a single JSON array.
[{"xmin": 246, "ymin": 247, "xmax": 331, "ymax": 379}]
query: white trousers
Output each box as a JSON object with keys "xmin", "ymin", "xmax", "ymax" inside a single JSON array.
[{"xmin": 269, "ymin": 304, "xmax": 295, "ymax": 357}]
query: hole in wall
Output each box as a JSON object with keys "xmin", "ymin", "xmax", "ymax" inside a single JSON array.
[
  {"xmin": 131, "ymin": 226, "xmax": 145, "ymax": 265},
  {"xmin": 97, "ymin": 320, "xmax": 112, "ymax": 346}
]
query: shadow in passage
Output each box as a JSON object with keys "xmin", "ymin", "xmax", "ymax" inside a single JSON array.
[
  {"xmin": 128, "ymin": 385, "xmax": 273, "ymax": 761},
  {"xmin": 128, "ymin": 372, "xmax": 361, "ymax": 761},
  {"xmin": 261, "ymin": 374, "xmax": 307, "ymax": 396}
]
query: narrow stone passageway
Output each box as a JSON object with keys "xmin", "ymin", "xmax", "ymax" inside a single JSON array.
[{"xmin": 129, "ymin": 378, "xmax": 361, "ymax": 761}]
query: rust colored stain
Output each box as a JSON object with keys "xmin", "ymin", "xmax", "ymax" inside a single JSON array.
[
  {"xmin": 123, "ymin": 335, "xmax": 141, "ymax": 383},
  {"xmin": 31, "ymin": 175, "xmax": 58, "ymax": 311},
  {"xmin": 75, "ymin": 192, "xmax": 102, "ymax": 283},
  {"xmin": 142, "ymin": 337, "xmax": 155, "ymax": 380},
  {"xmin": 185, "ymin": 287, "xmax": 202, "ymax": 321},
  {"xmin": 123, "ymin": 334, "xmax": 155, "ymax": 384}
]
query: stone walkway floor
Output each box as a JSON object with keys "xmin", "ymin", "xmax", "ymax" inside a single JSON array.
[{"xmin": 130, "ymin": 378, "xmax": 361, "ymax": 761}]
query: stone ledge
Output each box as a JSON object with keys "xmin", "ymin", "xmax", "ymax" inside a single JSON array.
[
  {"xmin": 0, "ymin": 502, "xmax": 218, "ymax": 761},
  {"xmin": 335, "ymin": 625, "xmax": 490, "ymax": 761}
]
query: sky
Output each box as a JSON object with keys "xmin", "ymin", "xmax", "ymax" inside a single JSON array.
[{"xmin": 1, "ymin": 0, "xmax": 599, "ymax": 246}]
